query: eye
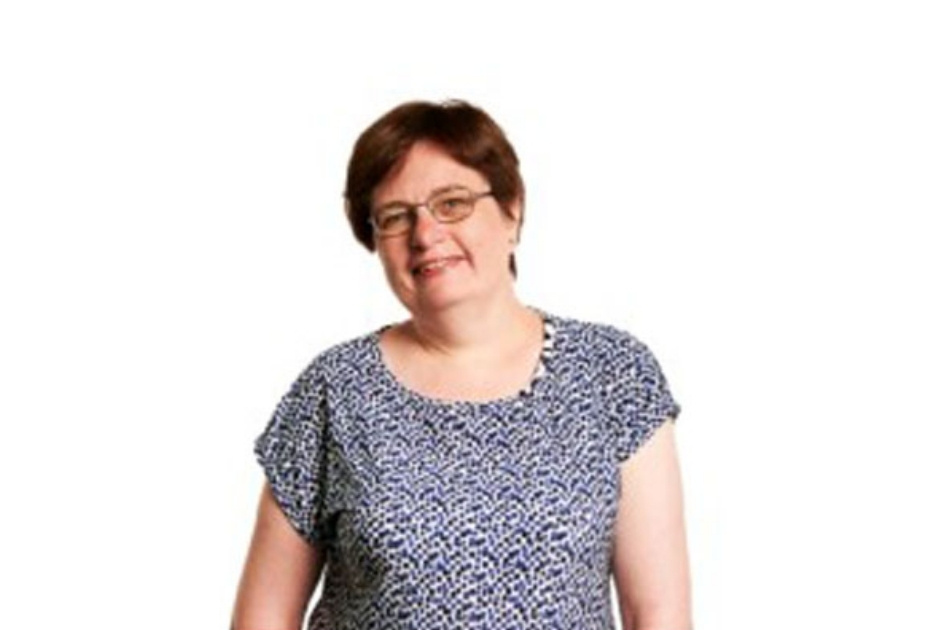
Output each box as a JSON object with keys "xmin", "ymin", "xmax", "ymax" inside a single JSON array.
[
  {"xmin": 376, "ymin": 209, "xmax": 409, "ymax": 231},
  {"xmin": 434, "ymin": 193, "xmax": 471, "ymax": 216}
]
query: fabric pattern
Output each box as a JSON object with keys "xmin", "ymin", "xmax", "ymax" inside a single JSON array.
[{"xmin": 254, "ymin": 311, "xmax": 680, "ymax": 630}]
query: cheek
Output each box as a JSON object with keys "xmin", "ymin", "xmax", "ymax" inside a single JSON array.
[
  {"xmin": 377, "ymin": 247, "xmax": 412, "ymax": 285},
  {"xmin": 376, "ymin": 243, "xmax": 399, "ymax": 267},
  {"xmin": 466, "ymin": 223, "xmax": 512, "ymax": 264}
]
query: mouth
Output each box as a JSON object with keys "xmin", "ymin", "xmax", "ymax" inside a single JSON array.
[{"xmin": 412, "ymin": 256, "xmax": 464, "ymax": 277}]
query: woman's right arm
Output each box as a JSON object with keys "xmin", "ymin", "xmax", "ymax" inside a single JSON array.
[{"xmin": 231, "ymin": 481, "xmax": 326, "ymax": 630}]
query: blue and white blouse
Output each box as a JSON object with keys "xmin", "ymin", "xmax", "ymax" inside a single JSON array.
[{"xmin": 255, "ymin": 311, "xmax": 681, "ymax": 630}]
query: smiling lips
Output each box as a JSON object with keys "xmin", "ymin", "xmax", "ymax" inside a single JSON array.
[{"xmin": 412, "ymin": 256, "xmax": 464, "ymax": 277}]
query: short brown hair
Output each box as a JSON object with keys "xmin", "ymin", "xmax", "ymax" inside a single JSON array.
[{"xmin": 344, "ymin": 100, "xmax": 525, "ymax": 276}]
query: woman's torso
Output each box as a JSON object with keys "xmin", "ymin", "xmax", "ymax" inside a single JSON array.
[{"xmin": 305, "ymin": 312, "xmax": 626, "ymax": 630}]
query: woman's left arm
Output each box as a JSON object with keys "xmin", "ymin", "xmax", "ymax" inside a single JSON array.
[{"xmin": 612, "ymin": 420, "xmax": 693, "ymax": 630}]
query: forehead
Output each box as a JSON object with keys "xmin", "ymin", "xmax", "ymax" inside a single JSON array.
[{"xmin": 372, "ymin": 141, "xmax": 489, "ymax": 205}]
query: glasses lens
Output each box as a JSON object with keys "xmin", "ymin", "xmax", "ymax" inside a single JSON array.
[
  {"xmin": 374, "ymin": 207, "xmax": 411, "ymax": 235},
  {"xmin": 430, "ymin": 190, "xmax": 475, "ymax": 222}
]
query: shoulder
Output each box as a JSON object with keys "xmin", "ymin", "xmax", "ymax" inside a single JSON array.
[
  {"xmin": 281, "ymin": 328, "xmax": 381, "ymax": 396},
  {"xmin": 547, "ymin": 314, "xmax": 681, "ymax": 454},
  {"xmin": 545, "ymin": 312, "xmax": 676, "ymax": 405},
  {"xmin": 548, "ymin": 312, "xmax": 654, "ymax": 368}
]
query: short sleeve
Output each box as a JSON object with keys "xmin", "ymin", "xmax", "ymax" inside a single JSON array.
[
  {"xmin": 599, "ymin": 329, "xmax": 682, "ymax": 464},
  {"xmin": 254, "ymin": 360, "xmax": 330, "ymax": 543}
]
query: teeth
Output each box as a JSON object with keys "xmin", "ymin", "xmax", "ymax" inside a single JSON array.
[{"xmin": 417, "ymin": 258, "xmax": 454, "ymax": 274}]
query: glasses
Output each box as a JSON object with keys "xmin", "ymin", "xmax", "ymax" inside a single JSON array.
[{"xmin": 370, "ymin": 187, "xmax": 494, "ymax": 237}]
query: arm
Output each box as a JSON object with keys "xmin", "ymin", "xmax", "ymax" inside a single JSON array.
[
  {"xmin": 612, "ymin": 420, "xmax": 692, "ymax": 630},
  {"xmin": 232, "ymin": 481, "xmax": 326, "ymax": 630}
]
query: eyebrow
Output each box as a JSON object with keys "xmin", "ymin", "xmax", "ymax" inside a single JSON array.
[{"xmin": 374, "ymin": 184, "xmax": 470, "ymax": 211}]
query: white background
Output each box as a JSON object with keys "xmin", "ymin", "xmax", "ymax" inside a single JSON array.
[{"xmin": 1, "ymin": 1, "xmax": 927, "ymax": 628}]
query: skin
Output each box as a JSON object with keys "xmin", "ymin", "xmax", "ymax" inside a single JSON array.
[
  {"xmin": 231, "ymin": 141, "xmax": 692, "ymax": 629},
  {"xmin": 613, "ymin": 421, "xmax": 693, "ymax": 630},
  {"xmin": 370, "ymin": 141, "xmax": 541, "ymax": 401},
  {"xmin": 231, "ymin": 483, "xmax": 323, "ymax": 630}
]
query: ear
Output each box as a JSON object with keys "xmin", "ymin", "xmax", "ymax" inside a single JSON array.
[
  {"xmin": 506, "ymin": 199, "xmax": 523, "ymax": 244},
  {"xmin": 507, "ymin": 198, "xmax": 523, "ymax": 223}
]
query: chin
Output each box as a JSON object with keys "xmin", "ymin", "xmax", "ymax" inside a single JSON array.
[{"xmin": 400, "ymin": 286, "xmax": 473, "ymax": 314}]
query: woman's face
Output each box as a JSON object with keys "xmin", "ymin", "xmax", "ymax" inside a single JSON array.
[{"xmin": 371, "ymin": 141, "xmax": 520, "ymax": 317}]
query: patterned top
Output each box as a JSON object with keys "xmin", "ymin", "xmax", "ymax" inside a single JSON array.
[{"xmin": 255, "ymin": 311, "xmax": 681, "ymax": 630}]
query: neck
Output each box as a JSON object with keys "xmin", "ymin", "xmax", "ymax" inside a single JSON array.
[{"xmin": 405, "ymin": 292, "xmax": 538, "ymax": 363}]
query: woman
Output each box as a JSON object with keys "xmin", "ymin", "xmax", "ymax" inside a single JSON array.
[{"xmin": 232, "ymin": 100, "xmax": 691, "ymax": 630}]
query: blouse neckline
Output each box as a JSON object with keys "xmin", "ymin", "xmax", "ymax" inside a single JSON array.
[{"xmin": 369, "ymin": 307, "xmax": 558, "ymax": 411}]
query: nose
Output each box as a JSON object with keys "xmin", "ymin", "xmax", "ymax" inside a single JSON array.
[{"xmin": 408, "ymin": 205, "xmax": 446, "ymax": 249}]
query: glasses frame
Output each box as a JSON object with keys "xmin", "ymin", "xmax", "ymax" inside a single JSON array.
[{"xmin": 369, "ymin": 187, "xmax": 495, "ymax": 238}]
